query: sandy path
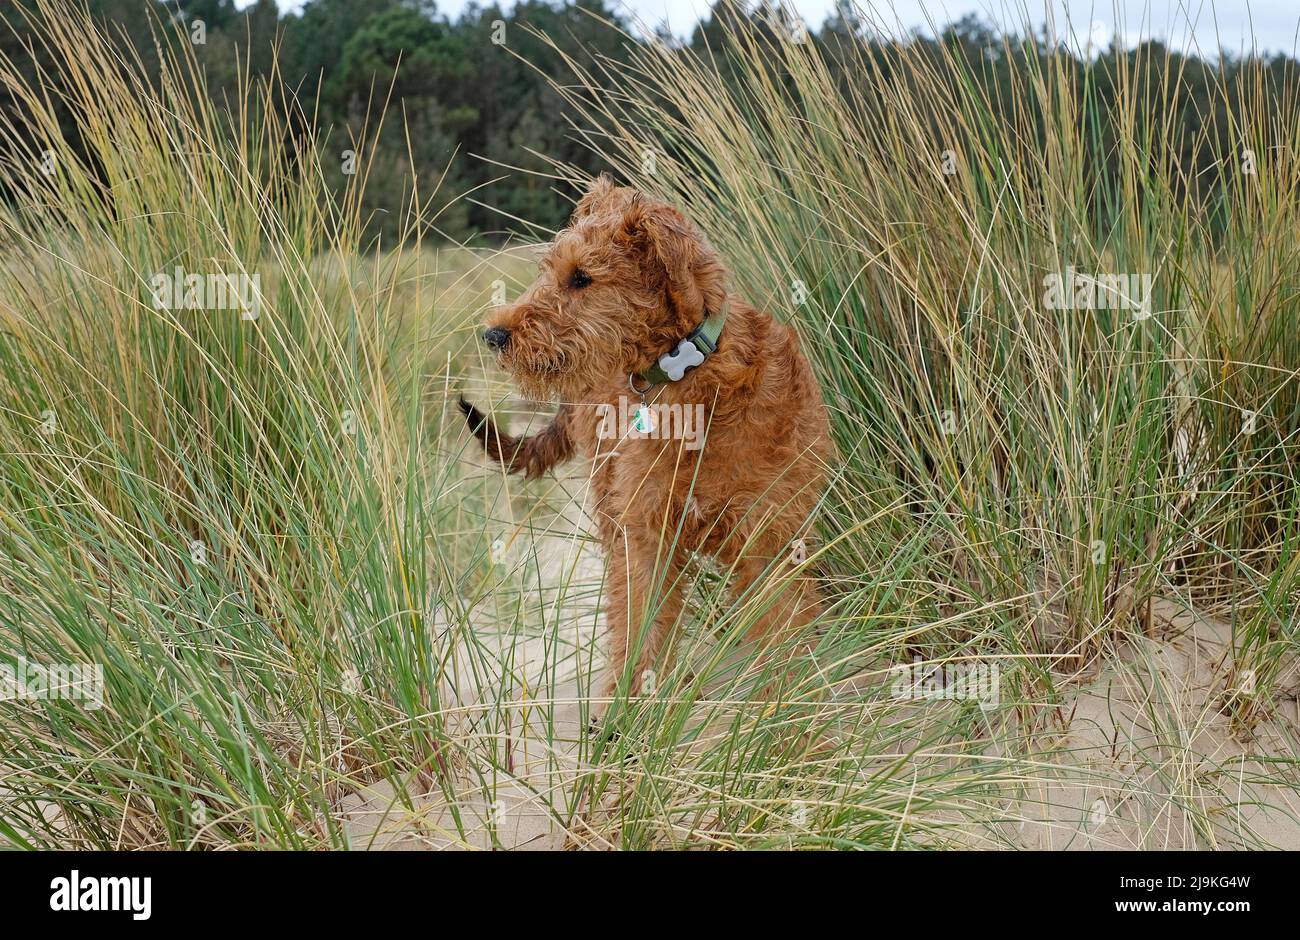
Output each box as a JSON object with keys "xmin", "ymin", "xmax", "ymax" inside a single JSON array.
[
  {"xmin": 965, "ymin": 600, "xmax": 1300, "ymax": 849},
  {"xmin": 340, "ymin": 395, "xmax": 604, "ymax": 849}
]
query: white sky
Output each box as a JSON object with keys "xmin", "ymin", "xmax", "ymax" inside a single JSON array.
[{"xmin": 245, "ymin": 2, "xmax": 1300, "ymax": 57}]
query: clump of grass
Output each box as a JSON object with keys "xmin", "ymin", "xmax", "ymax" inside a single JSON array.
[
  {"xmin": 517, "ymin": 2, "xmax": 1300, "ymax": 845},
  {"xmin": 0, "ymin": 0, "xmax": 522, "ymax": 848},
  {"xmin": 2, "ymin": 0, "xmax": 1297, "ymax": 850}
]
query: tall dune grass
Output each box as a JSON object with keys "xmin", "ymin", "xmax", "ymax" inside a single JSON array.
[
  {"xmin": 542, "ymin": 5, "xmax": 1300, "ymax": 690},
  {"xmin": 0, "ymin": 0, "xmax": 1296, "ymax": 849},
  {"xmin": 526, "ymin": 3, "xmax": 1300, "ymax": 843},
  {"xmin": 0, "ymin": 0, "xmax": 520, "ymax": 848}
]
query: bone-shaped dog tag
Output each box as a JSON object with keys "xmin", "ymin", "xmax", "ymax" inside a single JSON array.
[{"xmin": 658, "ymin": 339, "xmax": 705, "ymax": 381}]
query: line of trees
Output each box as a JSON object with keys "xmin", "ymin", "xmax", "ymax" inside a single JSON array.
[{"xmin": 3, "ymin": 0, "xmax": 1298, "ymax": 245}]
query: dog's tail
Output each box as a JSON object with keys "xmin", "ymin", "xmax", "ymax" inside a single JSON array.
[{"xmin": 458, "ymin": 397, "xmax": 575, "ymax": 480}]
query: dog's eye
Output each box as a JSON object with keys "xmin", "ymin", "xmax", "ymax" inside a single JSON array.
[{"xmin": 569, "ymin": 269, "xmax": 592, "ymax": 290}]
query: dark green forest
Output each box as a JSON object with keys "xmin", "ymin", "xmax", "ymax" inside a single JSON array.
[{"xmin": 4, "ymin": 0, "xmax": 1299, "ymax": 245}]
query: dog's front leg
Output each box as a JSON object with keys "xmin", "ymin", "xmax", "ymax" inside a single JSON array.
[
  {"xmin": 598, "ymin": 529, "xmax": 688, "ymax": 711},
  {"xmin": 729, "ymin": 551, "xmax": 824, "ymax": 646}
]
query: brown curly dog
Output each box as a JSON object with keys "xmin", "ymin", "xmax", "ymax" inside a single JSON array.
[{"xmin": 460, "ymin": 175, "xmax": 833, "ymax": 711}]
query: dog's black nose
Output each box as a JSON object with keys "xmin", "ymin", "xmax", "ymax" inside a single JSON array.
[{"xmin": 482, "ymin": 327, "xmax": 511, "ymax": 351}]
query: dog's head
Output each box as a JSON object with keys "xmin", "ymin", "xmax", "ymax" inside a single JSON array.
[{"xmin": 481, "ymin": 176, "xmax": 727, "ymax": 400}]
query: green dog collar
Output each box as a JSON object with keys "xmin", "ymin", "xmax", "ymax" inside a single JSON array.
[{"xmin": 635, "ymin": 299, "xmax": 728, "ymax": 388}]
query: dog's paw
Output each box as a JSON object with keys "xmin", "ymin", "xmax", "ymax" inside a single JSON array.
[
  {"xmin": 588, "ymin": 715, "xmax": 644, "ymax": 765},
  {"xmin": 587, "ymin": 714, "xmax": 620, "ymax": 743},
  {"xmin": 457, "ymin": 395, "xmax": 488, "ymax": 434}
]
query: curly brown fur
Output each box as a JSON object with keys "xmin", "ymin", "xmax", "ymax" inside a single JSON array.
[
  {"xmin": 458, "ymin": 396, "xmax": 574, "ymax": 480},
  {"xmin": 462, "ymin": 176, "xmax": 834, "ymax": 708}
]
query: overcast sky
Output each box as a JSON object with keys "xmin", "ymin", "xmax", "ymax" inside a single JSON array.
[{"xmin": 244, "ymin": 2, "xmax": 1300, "ymax": 57}]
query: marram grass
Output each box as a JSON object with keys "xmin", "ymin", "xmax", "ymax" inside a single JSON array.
[{"xmin": 0, "ymin": 0, "xmax": 1295, "ymax": 849}]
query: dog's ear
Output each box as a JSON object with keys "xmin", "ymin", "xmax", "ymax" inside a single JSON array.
[
  {"xmin": 622, "ymin": 195, "xmax": 726, "ymax": 332},
  {"xmin": 571, "ymin": 174, "xmax": 618, "ymax": 222}
]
